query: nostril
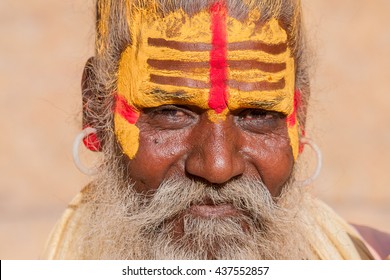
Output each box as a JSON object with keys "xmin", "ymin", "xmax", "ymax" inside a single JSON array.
[
  {"xmin": 185, "ymin": 172, "xmax": 243, "ymax": 189},
  {"xmin": 185, "ymin": 146, "xmax": 245, "ymax": 184},
  {"xmin": 184, "ymin": 121, "xmax": 245, "ymax": 185}
]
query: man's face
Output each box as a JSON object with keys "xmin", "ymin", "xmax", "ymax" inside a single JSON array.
[
  {"xmin": 79, "ymin": 2, "xmax": 312, "ymax": 259},
  {"xmin": 114, "ymin": 3, "xmax": 298, "ymax": 213}
]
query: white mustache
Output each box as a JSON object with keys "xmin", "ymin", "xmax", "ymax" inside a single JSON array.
[{"xmin": 125, "ymin": 176, "xmax": 290, "ymax": 232}]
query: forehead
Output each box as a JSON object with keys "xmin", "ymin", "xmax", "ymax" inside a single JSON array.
[{"xmin": 117, "ymin": 6, "xmax": 295, "ymax": 115}]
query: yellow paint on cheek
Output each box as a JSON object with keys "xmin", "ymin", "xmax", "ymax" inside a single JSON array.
[
  {"xmin": 288, "ymin": 122, "xmax": 299, "ymax": 160},
  {"xmin": 114, "ymin": 114, "xmax": 140, "ymax": 159},
  {"xmin": 115, "ymin": 47, "xmax": 143, "ymax": 159}
]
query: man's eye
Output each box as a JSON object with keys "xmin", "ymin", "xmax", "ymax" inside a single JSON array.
[
  {"xmin": 154, "ymin": 107, "xmax": 186, "ymax": 117},
  {"xmin": 237, "ymin": 109, "xmax": 285, "ymax": 132},
  {"xmin": 239, "ymin": 109, "xmax": 276, "ymax": 120},
  {"xmin": 145, "ymin": 105, "xmax": 197, "ymax": 129}
]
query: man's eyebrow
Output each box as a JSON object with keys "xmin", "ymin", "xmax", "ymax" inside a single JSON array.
[
  {"xmin": 148, "ymin": 38, "xmax": 287, "ymax": 55},
  {"xmin": 242, "ymin": 95, "xmax": 286, "ymax": 110},
  {"xmin": 148, "ymin": 88, "xmax": 191, "ymax": 101}
]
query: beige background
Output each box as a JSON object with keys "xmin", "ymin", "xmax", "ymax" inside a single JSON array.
[{"xmin": 0, "ymin": 0, "xmax": 389, "ymax": 259}]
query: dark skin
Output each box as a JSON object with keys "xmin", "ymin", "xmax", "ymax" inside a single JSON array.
[
  {"xmin": 130, "ymin": 105, "xmax": 293, "ymax": 198},
  {"xmin": 79, "ymin": 0, "xmax": 390, "ymax": 254},
  {"xmin": 82, "ymin": 61, "xmax": 390, "ymax": 258},
  {"xmin": 83, "ymin": 65, "xmax": 294, "ymax": 217}
]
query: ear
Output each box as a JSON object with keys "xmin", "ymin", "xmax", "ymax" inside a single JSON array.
[{"xmin": 81, "ymin": 57, "xmax": 103, "ymax": 152}]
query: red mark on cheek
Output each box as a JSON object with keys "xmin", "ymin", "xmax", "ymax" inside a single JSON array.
[
  {"xmin": 114, "ymin": 94, "xmax": 140, "ymax": 124},
  {"xmin": 209, "ymin": 0, "xmax": 228, "ymax": 114}
]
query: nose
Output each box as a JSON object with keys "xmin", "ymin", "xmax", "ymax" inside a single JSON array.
[{"xmin": 185, "ymin": 120, "xmax": 245, "ymax": 184}]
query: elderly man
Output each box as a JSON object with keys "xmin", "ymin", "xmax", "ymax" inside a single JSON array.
[{"xmin": 43, "ymin": 0, "xmax": 389, "ymax": 259}]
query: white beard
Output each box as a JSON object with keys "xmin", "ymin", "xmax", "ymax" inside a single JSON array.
[{"xmin": 71, "ymin": 166, "xmax": 315, "ymax": 260}]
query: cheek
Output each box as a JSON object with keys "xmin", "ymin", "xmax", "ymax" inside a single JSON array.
[
  {"xmin": 126, "ymin": 126, "xmax": 190, "ymax": 194},
  {"xmin": 243, "ymin": 130, "xmax": 294, "ymax": 196}
]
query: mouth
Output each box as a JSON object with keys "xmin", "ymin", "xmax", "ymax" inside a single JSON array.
[{"xmin": 188, "ymin": 198, "xmax": 242, "ymax": 218}]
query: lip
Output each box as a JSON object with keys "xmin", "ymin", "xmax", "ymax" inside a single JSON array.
[{"xmin": 188, "ymin": 203, "xmax": 240, "ymax": 218}]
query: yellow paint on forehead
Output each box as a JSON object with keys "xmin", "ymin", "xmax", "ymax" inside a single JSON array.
[
  {"xmin": 117, "ymin": 9, "xmax": 211, "ymax": 109},
  {"xmin": 228, "ymin": 54, "xmax": 295, "ymax": 115},
  {"xmin": 227, "ymin": 15, "xmax": 287, "ymax": 43},
  {"xmin": 229, "ymin": 69, "xmax": 286, "ymax": 83},
  {"xmin": 116, "ymin": 7, "xmax": 299, "ymax": 159},
  {"xmin": 226, "ymin": 15, "xmax": 295, "ymax": 114},
  {"xmin": 117, "ymin": 9, "xmax": 293, "ymax": 109},
  {"xmin": 208, "ymin": 109, "xmax": 229, "ymax": 122}
]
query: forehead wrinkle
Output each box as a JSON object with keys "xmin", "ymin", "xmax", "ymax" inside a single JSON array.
[{"xmin": 123, "ymin": 7, "xmax": 295, "ymax": 111}]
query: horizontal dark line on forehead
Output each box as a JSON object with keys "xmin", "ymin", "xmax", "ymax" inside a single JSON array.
[
  {"xmin": 150, "ymin": 74, "xmax": 285, "ymax": 92},
  {"xmin": 150, "ymin": 74, "xmax": 209, "ymax": 89},
  {"xmin": 229, "ymin": 78, "xmax": 285, "ymax": 92},
  {"xmin": 148, "ymin": 38, "xmax": 288, "ymax": 54},
  {"xmin": 148, "ymin": 38, "xmax": 211, "ymax": 52},
  {"xmin": 228, "ymin": 60, "xmax": 286, "ymax": 73},
  {"xmin": 147, "ymin": 59, "xmax": 286, "ymax": 73},
  {"xmin": 229, "ymin": 41, "xmax": 287, "ymax": 54},
  {"xmin": 148, "ymin": 59, "xmax": 209, "ymax": 70}
]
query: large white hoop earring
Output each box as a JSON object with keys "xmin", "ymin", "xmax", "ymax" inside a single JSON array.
[
  {"xmin": 296, "ymin": 137, "xmax": 323, "ymax": 187},
  {"xmin": 72, "ymin": 127, "xmax": 99, "ymax": 176}
]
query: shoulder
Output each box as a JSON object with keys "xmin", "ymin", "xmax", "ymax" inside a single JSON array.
[
  {"xmin": 41, "ymin": 184, "xmax": 93, "ymax": 259},
  {"xmin": 352, "ymin": 224, "xmax": 390, "ymax": 260},
  {"xmin": 302, "ymin": 198, "xmax": 375, "ymax": 259}
]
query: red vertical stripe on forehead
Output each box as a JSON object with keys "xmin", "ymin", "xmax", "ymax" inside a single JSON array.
[
  {"xmin": 115, "ymin": 94, "xmax": 139, "ymax": 124},
  {"xmin": 209, "ymin": 1, "xmax": 228, "ymax": 114}
]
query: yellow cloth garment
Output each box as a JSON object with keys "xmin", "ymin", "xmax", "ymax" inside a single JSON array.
[{"xmin": 42, "ymin": 187, "xmax": 376, "ymax": 260}]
